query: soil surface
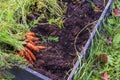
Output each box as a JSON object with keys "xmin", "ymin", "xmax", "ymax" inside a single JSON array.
[{"xmin": 30, "ymin": 0, "xmax": 107, "ymax": 80}]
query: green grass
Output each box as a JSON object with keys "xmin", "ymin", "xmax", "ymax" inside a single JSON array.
[{"xmin": 74, "ymin": 1, "xmax": 120, "ymax": 79}]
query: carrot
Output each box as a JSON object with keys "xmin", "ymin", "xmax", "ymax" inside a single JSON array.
[
  {"xmin": 26, "ymin": 35, "xmax": 39, "ymax": 41},
  {"xmin": 26, "ymin": 43, "xmax": 39, "ymax": 52},
  {"xmin": 25, "ymin": 52, "xmax": 34, "ymax": 64},
  {"xmin": 34, "ymin": 41, "xmax": 40, "ymax": 44},
  {"xmin": 25, "ymin": 47, "xmax": 36, "ymax": 61},
  {"xmin": 30, "ymin": 60, "xmax": 34, "ymax": 64},
  {"xmin": 29, "ymin": 40, "xmax": 36, "ymax": 45},
  {"xmin": 37, "ymin": 46, "xmax": 46, "ymax": 49},
  {"xmin": 25, "ymin": 32, "xmax": 35, "ymax": 37},
  {"xmin": 19, "ymin": 50, "xmax": 24, "ymax": 56}
]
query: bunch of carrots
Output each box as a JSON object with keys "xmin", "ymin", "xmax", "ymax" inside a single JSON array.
[{"xmin": 16, "ymin": 32, "xmax": 46, "ymax": 64}]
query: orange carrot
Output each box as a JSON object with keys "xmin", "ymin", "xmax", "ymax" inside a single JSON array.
[
  {"xmin": 34, "ymin": 41, "xmax": 40, "ymax": 44},
  {"xmin": 29, "ymin": 40, "xmax": 36, "ymax": 45},
  {"xmin": 26, "ymin": 43, "xmax": 39, "ymax": 52},
  {"xmin": 26, "ymin": 36, "xmax": 39, "ymax": 41},
  {"xmin": 25, "ymin": 52, "xmax": 34, "ymax": 64},
  {"xmin": 25, "ymin": 47, "xmax": 36, "ymax": 61},
  {"xmin": 25, "ymin": 32, "xmax": 35, "ymax": 36},
  {"xmin": 29, "ymin": 60, "xmax": 34, "ymax": 64},
  {"xmin": 19, "ymin": 50, "xmax": 24, "ymax": 56},
  {"xmin": 37, "ymin": 46, "xmax": 46, "ymax": 49}
]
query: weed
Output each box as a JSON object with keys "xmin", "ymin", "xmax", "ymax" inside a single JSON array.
[
  {"xmin": 29, "ymin": 14, "xmax": 45, "ymax": 27},
  {"xmin": 40, "ymin": 35, "xmax": 59, "ymax": 43},
  {"xmin": 87, "ymin": 0, "xmax": 101, "ymax": 12},
  {"xmin": 48, "ymin": 17, "xmax": 64, "ymax": 28},
  {"xmin": 0, "ymin": 69, "xmax": 15, "ymax": 80},
  {"xmin": 29, "ymin": 0, "xmax": 66, "ymax": 28},
  {"xmin": 48, "ymin": 36, "xmax": 59, "ymax": 42}
]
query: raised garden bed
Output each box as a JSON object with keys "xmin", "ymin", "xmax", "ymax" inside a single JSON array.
[{"xmin": 9, "ymin": 0, "xmax": 112, "ymax": 80}]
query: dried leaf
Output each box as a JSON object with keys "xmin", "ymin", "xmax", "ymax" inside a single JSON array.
[
  {"xmin": 100, "ymin": 72, "xmax": 110, "ymax": 80},
  {"xmin": 100, "ymin": 53, "xmax": 108, "ymax": 63},
  {"xmin": 113, "ymin": 9, "xmax": 120, "ymax": 16},
  {"xmin": 94, "ymin": 7, "xmax": 102, "ymax": 12}
]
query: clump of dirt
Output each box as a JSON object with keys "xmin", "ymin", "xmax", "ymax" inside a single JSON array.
[{"xmin": 30, "ymin": 0, "xmax": 107, "ymax": 80}]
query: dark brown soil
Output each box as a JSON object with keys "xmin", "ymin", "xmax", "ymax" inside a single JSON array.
[{"xmin": 29, "ymin": 0, "xmax": 107, "ymax": 80}]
